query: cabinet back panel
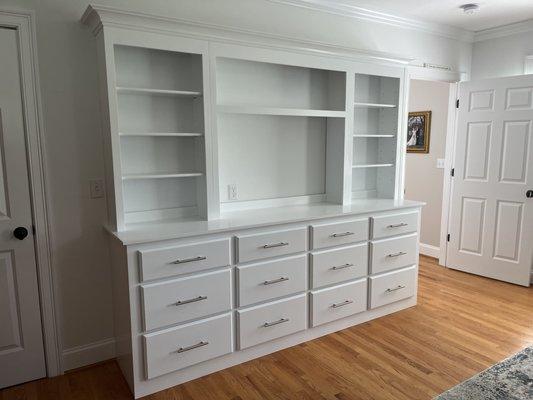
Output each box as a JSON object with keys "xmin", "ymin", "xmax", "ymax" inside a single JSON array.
[
  {"xmin": 218, "ymin": 114, "xmax": 326, "ymax": 202},
  {"xmin": 354, "ymin": 74, "xmax": 399, "ymax": 105},
  {"xmin": 216, "ymin": 58, "xmax": 345, "ymax": 110},
  {"xmin": 114, "ymin": 45, "xmax": 203, "ymax": 92}
]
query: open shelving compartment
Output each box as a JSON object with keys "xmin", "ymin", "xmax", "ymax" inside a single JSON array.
[
  {"xmin": 114, "ymin": 45, "xmax": 208, "ymax": 224},
  {"xmin": 215, "ymin": 57, "xmax": 347, "ymax": 213},
  {"xmin": 352, "ymin": 73, "xmax": 400, "ymax": 199}
]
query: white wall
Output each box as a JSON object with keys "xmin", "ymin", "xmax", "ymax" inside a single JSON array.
[
  {"xmin": 405, "ymin": 79, "xmax": 451, "ymax": 249},
  {"xmin": 472, "ymin": 30, "xmax": 533, "ymax": 79},
  {"xmin": 0, "ymin": 0, "xmax": 472, "ymax": 369}
]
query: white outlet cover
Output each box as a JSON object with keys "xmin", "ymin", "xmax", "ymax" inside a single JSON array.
[{"xmin": 436, "ymin": 158, "xmax": 445, "ymax": 169}]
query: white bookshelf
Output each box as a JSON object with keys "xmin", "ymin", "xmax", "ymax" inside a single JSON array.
[{"xmin": 114, "ymin": 45, "xmax": 208, "ymax": 225}]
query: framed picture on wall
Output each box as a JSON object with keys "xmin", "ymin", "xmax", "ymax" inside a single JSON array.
[{"xmin": 407, "ymin": 111, "xmax": 431, "ymax": 153}]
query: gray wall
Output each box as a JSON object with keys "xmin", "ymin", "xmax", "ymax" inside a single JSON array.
[{"xmin": 405, "ymin": 79, "xmax": 451, "ymax": 248}]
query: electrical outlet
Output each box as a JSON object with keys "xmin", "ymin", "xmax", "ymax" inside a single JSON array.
[
  {"xmin": 228, "ymin": 184, "xmax": 237, "ymax": 200},
  {"xmin": 90, "ymin": 179, "xmax": 105, "ymax": 199},
  {"xmin": 436, "ymin": 158, "xmax": 445, "ymax": 169}
]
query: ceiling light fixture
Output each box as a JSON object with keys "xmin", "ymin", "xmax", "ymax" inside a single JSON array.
[{"xmin": 460, "ymin": 3, "xmax": 480, "ymax": 15}]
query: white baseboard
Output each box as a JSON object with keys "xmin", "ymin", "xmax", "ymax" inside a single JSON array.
[
  {"xmin": 62, "ymin": 337, "xmax": 116, "ymax": 371},
  {"xmin": 419, "ymin": 243, "xmax": 440, "ymax": 259}
]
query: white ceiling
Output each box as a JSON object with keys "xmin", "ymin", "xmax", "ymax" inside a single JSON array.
[{"xmin": 329, "ymin": 0, "xmax": 533, "ymax": 31}]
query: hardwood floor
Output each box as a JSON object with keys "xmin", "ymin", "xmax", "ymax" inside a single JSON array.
[{"xmin": 2, "ymin": 256, "xmax": 532, "ymax": 400}]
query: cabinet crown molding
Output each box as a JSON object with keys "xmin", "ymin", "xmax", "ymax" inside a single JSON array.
[{"xmin": 80, "ymin": 4, "xmax": 414, "ymax": 66}]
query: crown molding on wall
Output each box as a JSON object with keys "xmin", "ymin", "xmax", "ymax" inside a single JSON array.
[
  {"xmin": 267, "ymin": 0, "xmax": 474, "ymax": 42},
  {"xmin": 474, "ymin": 18, "xmax": 533, "ymax": 42},
  {"xmin": 81, "ymin": 4, "xmax": 418, "ymax": 66}
]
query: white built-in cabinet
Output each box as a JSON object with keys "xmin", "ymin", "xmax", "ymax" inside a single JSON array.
[{"xmin": 83, "ymin": 5, "xmax": 423, "ymax": 399}]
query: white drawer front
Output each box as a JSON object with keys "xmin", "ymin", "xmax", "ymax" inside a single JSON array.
[
  {"xmin": 369, "ymin": 266, "xmax": 417, "ymax": 309},
  {"xmin": 371, "ymin": 211, "xmax": 418, "ymax": 239},
  {"xmin": 141, "ymin": 269, "xmax": 232, "ymax": 331},
  {"xmin": 310, "ymin": 279, "xmax": 367, "ymax": 327},
  {"xmin": 143, "ymin": 313, "xmax": 232, "ymax": 379},
  {"xmin": 310, "ymin": 243, "xmax": 368, "ymax": 289},
  {"xmin": 370, "ymin": 233, "xmax": 418, "ymax": 274},
  {"xmin": 236, "ymin": 228, "xmax": 307, "ymax": 263},
  {"xmin": 310, "ymin": 219, "xmax": 368, "ymax": 249},
  {"xmin": 237, "ymin": 294, "xmax": 307, "ymax": 350},
  {"xmin": 237, "ymin": 255, "xmax": 307, "ymax": 307},
  {"xmin": 139, "ymin": 238, "xmax": 231, "ymax": 282}
]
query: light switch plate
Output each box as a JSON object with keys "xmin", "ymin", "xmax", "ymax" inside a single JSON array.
[
  {"xmin": 90, "ymin": 179, "xmax": 105, "ymax": 198},
  {"xmin": 436, "ymin": 158, "xmax": 445, "ymax": 169}
]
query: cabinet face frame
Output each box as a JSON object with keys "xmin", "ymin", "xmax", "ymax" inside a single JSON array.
[
  {"xmin": 97, "ymin": 28, "xmax": 407, "ymax": 230},
  {"xmin": 96, "ymin": 27, "xmax": 214, "ymax": 230}
]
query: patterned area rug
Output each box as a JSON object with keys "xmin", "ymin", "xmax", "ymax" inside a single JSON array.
[{"xmin": 435, "ymin": 345, "xmax": 533, "ymax": 400}]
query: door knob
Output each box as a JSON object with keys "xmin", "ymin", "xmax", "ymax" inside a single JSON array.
[
  {"xmin": 527, "ymin": 190, "xmax": 533, "ymax": 198},
  {"xmin": 13, "ymin": 227, "xmax": 29, "ymax": 240}
]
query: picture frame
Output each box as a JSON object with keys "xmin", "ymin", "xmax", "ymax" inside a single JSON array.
[{"xmin": 407, "ymin": 111, "xmax": 431, "ymax": 153}]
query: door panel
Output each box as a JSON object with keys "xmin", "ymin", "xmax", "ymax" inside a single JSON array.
[
  {"xmin": 447, "ymin": 75, "xmax": 533, "ymax": 286},
  {"xmin": 0, "ymin": 28, "xmax": 45, "ymax": 387}
]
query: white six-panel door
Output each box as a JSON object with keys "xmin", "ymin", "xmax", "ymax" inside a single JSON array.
[
  {"xmin": 0, "ymin": 28, "xmax": 46, "ymax": 387},
  {"xmin": 447, "ymin": 74, "xmax": 533, "ymax": 286}
]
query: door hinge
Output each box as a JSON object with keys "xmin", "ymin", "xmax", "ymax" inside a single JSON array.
[
  {"xmin": 451, "ymin": 168, "xmax": 455, "ymax": 177},
  {"xmin": 447, "ymin": 234, "xmax": 450, "ymax": 242},
  {"xmin": 456, "ymin": 99, "xmax": 460, "ymax": 108}
]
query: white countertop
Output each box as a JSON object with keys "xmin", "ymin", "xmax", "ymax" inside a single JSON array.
[{"xmin": 110, "ymin": 199, "xmax": 424, "ymax": 245}]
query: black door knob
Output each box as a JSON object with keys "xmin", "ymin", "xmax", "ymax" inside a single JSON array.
[
  {"xmin": 13, "ymin": 227, "xmax": 29, "ymax": 240},
  {"xmin": 527, "ymin": 190, "xmax": 533, "ymax": 198}
]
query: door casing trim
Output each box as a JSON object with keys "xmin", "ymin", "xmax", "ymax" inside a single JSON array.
[{"xmin": 0, "ymin": 8, "xmax": 62, "ymax": 376}]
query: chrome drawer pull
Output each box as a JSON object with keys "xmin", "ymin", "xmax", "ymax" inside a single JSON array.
[
  {"xmin": 173, "ymin": 341, "xmax": 209, "ymax": 354},
  {"xmin": 387, "ymin": 251, "xmax": 407, "ymax": 258},
  {"xmin": 263, "ymin": 276, "xmax": 289, "ymax": 285},
  {"xmin": 385, "ymin": 285, "xmax": 406, "ymax": 293},
  {"xmin": 331, "ymin": 263, "xmax": 354, "ymax": 271},
  {"xmin": 262, "ymin": 242, "xmax": 289, "ymax": 249},
  {"xmin": 170, "ymin": 255, "xmax": 207, "ymax": 264},
  {"xmin": 173, "ymin": 295, "xmax": 207, "ymax": 306},
  {"xmin": 387, "ymin": 223, "xmax": 408, "ymax": 228},
  {"xmin": 331, "ymin": 231, "xmax": 355, "ymax": 238},
  {"xmin": 263, "ymin": 318, "xmax": 289, "ymax": 328},
  {"xmin": 331, "ymin": 299, "xmax": 354, "ymax": 308}
]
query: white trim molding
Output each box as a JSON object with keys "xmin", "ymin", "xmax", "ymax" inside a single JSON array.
[
  {"xmin": 62, "ymin": 338, "xmax": 116, "ymax": 371},
  {"xmin": 419, "ymin": 243, "xmax": 440, "ymax": 259},
  {"xmin": 80, "ymin": 4, "xmax": 414, "ymax": 66},
  {"xmin": 0, "ymin": 8, "xmax": 62, "ymax": 376},
  {"xmin": 267, "ymin": 0, "xmax": 474, "ymax": 42},
  {"xmin": 474, "ymin": 18, "xmax": 533, "ymax": 42}
]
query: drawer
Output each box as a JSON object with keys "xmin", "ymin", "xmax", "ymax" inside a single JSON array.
[
  {"xmin": 310, "ymin": 243, "xmax": 368, "ymax": 289},
  {"xmin": 310, "ymin": 279, "xmax": 367, "ymax": 327},
  {"xmin": 370, "ymin": 233, "xmax": 418, "ymax": 274},
  {"xmin": 143, "ymin": 313, "xmax": 232, "ymax": 379},
  {"xmin": 369, "ymin": 266, "xmax": 417, "ymax": 309},
  {"xmin": 236, "ymin": 227, "xmax": 307, "ymax": 263},
  {"xmin": 310, "ymin": 219, "xmax": 368, "ymax": 249},
  {"xmin": 138, "ymin": 238, "xmax": 231, "ymax": 282},
  {"xmin": 237, "ymin": 294, "xmax": 307, "ymax": 350},
  {"xmin": 371, "ymin": 211, "xmax": 418, "ymax": 239},
  {"xmin": 237, "ymin": 255, "xmax": 307, "ymax": 307},
  {"xmin": 141, "ymin": 269, "xmax": 232, "ymax": 331}
]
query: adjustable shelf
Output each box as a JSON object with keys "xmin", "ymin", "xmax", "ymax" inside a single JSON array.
[
  {"xmin": 217, "ymin": 105, "xmax": 346, "ymax": 118},
  {"xmin": 119, "ymin": 132, "xmax": 203, "ymax": 137},
  {"xmin": 116, "ymin": 87, "xmax": 202, "ymax": 97},
  {"xmin": 354, "ymin": 102, "xmax": 396, "ymax": 108},
  {"xmin": 353, "ymin": 134, "xmax": 395, "ymax": 138},
  {"xmin": 352, "ymin": 163, "xmax": 394, "ymax": 169},
  {"xmin": 122, "ymin": 172, "xmax": 204, "ymax": 180}
]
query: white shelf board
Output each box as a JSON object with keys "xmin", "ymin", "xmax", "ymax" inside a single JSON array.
[
  {"xmin": 352, "ymin": 163, "xmax": 394, "ymax": 169},
  {"xmin": 217, "ymin": 105, "xmax": 346, "ymax": 118},
  {"xmin": 122, "ymin": 171, "xmax": 204, "ymax": 180},
  {"xmin": 116, "ymin": 86, "xmax": 202, "ymax": 97},
  {"xmin": 353, "ymin": 102, "xmax": 396, "ymax": 109},
  {"xmin": 353, "ymin": 134, "xmax": 395, "ymax": 138},
  {"xmin": 119, "ymin": 132, "xmax": 203, "ymax": 137}
]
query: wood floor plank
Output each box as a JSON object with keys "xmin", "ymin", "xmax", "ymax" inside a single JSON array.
[{"xmin": 2, "ymin": 256, "xmax": 532, "ymax": 400}]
